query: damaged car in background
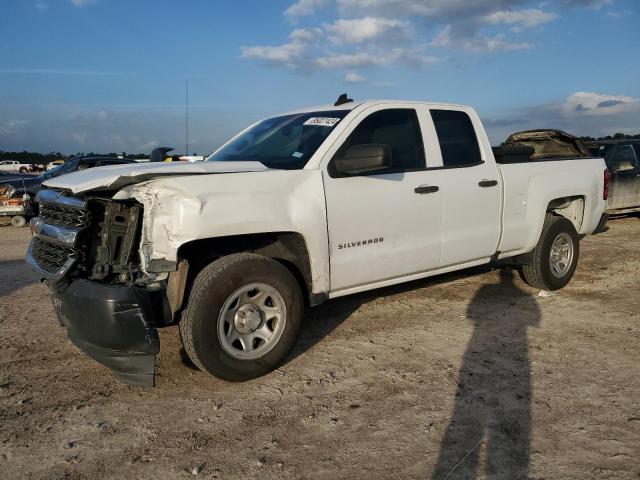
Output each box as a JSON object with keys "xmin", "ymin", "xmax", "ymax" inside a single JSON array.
[
  {"xmin": 586, "ymin": 139, "xmax": 640, "ymax": 214},
  {"xmin": 0, "ymin": 155, "xmax": 137, "ymax": 217},
  {"xmin": 0, "ymin": 184, "xmax": 34, "ymax": 227},
  {"xmin": 26, "ymin": 98, "xmax": 608, "ymax": 387}
]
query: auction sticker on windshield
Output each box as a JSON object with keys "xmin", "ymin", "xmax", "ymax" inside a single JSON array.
[{"xmin": 303, "ymin": 117, "xmax": 342, "ymax": 127}]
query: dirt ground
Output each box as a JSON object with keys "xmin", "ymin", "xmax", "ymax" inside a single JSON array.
[{"xmin": 0, "ymin": 216, "xmax": 638, "ymax": 480}]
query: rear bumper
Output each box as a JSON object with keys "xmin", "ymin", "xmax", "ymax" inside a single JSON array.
[{"xmin": 52, "ymin": 279, "xmax": 162, "ymax": 387}]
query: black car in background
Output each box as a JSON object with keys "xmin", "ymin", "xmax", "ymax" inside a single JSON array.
[
  {"xmin": 0, "ymin": 156, "xmax": 136, "ymax": 202},
  {"xmin": 586, "ymin": 140, "xmax": 640, "ymax": 213}
]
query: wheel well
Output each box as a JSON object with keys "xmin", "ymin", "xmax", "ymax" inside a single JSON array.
[
  {"xmin": 546, "ymin": 196, "xmax": 585, "ymax": 232},
  {"xmin": 175, "ymin": 232, "xmax": 313, "ymax": 314}
]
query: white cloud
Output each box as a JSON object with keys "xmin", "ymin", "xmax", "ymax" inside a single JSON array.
[
  {"xmin": 337, "ymin": 0, "xmax": 465, "ymax": 18},
  {"xmin": 244, "ymin": 1, "xmax": 615, "ymax": 72},
  {"xmin": 242, "ymin": 43, "xmax": 306, "ymax": 65},
  {"xmin": 560, "ymin": 0, "xmax": 613, "ymax": 8},
  {"xmin": 560, "ymin": 92, "xmax": 640, "ymax": 116},
  {"xmin": 0, "ymin": 120, "xmax": 28, "ymax": 136},
  {"xmin": 433, "ymin": 26, "xmax": 532, "ymax": 52},
  {"xmin": 483, "ymin": 91, "xmax": 640, "ymax": 143},
  {"xmin": 243, "ymin": 20, "xmax": 438, "ymax": 71},
  {"xmin": 315, "ymin": 52, "xmax": 385, "ymax": 68},
  {"xmin": 285, "ymin": 0, "xmax": 330, "ymax": 17},
  {"xmin": 70, "ymin": 0, "xmax": 96, "ymax": 6},
  {"xmin": 241, "ymin": 29, "xmax": 314, "ymax": 66},
  {"xmin": 35, "ymin": 2, "xmax": 48, "ymax": 11},
  {"xmin": 484, "ymin": 9, "xmax": 558, "ymax": 28},
  {"xmin": 324, "ymin": 17, "xmax": 410, "ymax": 44},
  {"xmin": 345, "ymin": 72, "xmax": 367, "ymax": 83}
]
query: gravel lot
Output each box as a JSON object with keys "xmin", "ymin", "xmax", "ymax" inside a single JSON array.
[{"xmin": 1, "ymin": 216, "xmax": 639, "ymax": 479}]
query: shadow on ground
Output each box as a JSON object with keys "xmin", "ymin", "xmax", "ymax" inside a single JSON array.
[
  {"xmin": 432, "ymin": 269, "xmax": 540, "ymax": 479},
  {"xmin": 0, "ymin": 259, "xmax": 39, "ymax": 298}
]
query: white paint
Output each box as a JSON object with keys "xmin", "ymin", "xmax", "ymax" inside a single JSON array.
[{"xmin": 43, "ymin": 100, "xmax": 607, "ymax": 299}]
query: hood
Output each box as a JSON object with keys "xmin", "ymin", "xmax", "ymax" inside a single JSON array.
[{"xmin": 43, "ymin": 161, "xmax": 270, "ymax": 194}]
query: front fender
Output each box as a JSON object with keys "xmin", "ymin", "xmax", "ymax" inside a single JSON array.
[{"xmin": 112, "ymin": 169, "xmax": 331, "ymax": 295}]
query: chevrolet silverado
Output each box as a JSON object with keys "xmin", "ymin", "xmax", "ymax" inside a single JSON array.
[{"xmin": 27, "ymin": 99, "xmax": 609, "ymax": 387}]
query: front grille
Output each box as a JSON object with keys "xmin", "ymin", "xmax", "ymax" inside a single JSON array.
[
  {"xmin": 39, "ymin": 202, "xmax": 90, "ymax": 228},
  {"xmin": 31, "ymin": 237, "xmax": 75, "ymax": 274}
]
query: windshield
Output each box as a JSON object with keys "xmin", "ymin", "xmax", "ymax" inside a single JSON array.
[
  {"xmin": 42, "ymin": 158, "xmax": 79, "ymax": 179},
  {"xmin": 589, "ymin": 144, "xmax": 615, "ymax": 159},
  {"xmin": 207, "ymin": 110, "xmax": 349, "ymax": 169}
]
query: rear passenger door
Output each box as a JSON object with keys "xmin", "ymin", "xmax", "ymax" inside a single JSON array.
[{"xmin": 429, "ymin": 109, "xmax": 502, "ymax": 267}]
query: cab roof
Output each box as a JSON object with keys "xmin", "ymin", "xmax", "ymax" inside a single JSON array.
[{"xmin": 286, "ymin": 99, "xmax": 469, "ymax": 115}]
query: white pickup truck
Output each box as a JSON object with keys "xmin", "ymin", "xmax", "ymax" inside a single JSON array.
[
  {"xmin": 28, "ymin": 99, "xmax": 609, "ymax": 387},
  {"xmin": 0, "ymin": 160, "xmax": 24, "ymax": 172}
]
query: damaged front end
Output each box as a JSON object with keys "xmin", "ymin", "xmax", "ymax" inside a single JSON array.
[{"xmin": 27, "ymin": 189, "xmax": 172, "ymax": 387}]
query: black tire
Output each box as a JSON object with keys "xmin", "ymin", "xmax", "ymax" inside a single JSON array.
[
  {"xmin": 179, "ymin": 253, "xmax": 303, "ymax": 381},
  {"xmin": 11, "ymin": 215, "xmax": 27, "ymax": 228},
  {"xmin": 519, "ymin": 215, "xmax": 579, "ymax": 290}
]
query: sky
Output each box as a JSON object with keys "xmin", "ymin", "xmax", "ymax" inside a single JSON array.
[{"xmin": 0, "ymin": 0, "xmax": 639, "ymax": 154}]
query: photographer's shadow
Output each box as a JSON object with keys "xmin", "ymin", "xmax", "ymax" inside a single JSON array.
[{"xmin": 432, "ymin": 269, "xmax": 540, "ymax": 479}]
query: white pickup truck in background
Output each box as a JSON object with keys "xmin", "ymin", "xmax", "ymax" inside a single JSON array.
[
  {"xmin": 28, "ymin": 98, "xmax": 608, "ymax": 386},
  {"xmin": 0, "ymin": 160, "xmax": 24, "ymax": 172}
]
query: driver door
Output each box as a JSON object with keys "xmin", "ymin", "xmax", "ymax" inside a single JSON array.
[{"xmin": 323, "ymin": 106, "xmax": 443, "ymax": 293}]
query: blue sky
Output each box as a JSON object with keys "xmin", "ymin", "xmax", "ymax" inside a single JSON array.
[{"xmin": 0, "ymin": 0, "xmax": 639, "ymax": 154}]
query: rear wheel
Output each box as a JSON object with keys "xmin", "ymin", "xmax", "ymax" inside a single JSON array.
[
  {"xmin": 520, "ymin": 215, "xmax": 579, "ymax": 290},
  {"xmin": 179, "ymin": 253, "xmax": 303, "ymax": 381},
  {"xmin": 11, "ymin": 215, "xmax": 26, "ymax": 228}
]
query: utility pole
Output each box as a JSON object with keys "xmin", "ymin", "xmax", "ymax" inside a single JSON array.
[{"xmin": 185, "ymin": 79, "xmax": 189, "ymax": 156}]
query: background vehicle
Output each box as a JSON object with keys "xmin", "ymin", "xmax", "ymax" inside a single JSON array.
[
  {"xmin": 0, "ymin": 194, "xmax": 34, "ymax": 227},
  {"xmin": 47, "ymin": 160, "xmax": 66, "ymax": 171},
  {"xmin": 28, "ymin": 99, "xmax": 608, "ymax": 387},
  {"xmin": 586, "ymin": 140, "xmax": 640, "ymax": 213},
  {"xmin": 0, "ymin": 156, "xmax": 136, "ymax": 205},
  {"xmin": 0, "ymin": 160, "xmax": 23, "ymax": 172}
]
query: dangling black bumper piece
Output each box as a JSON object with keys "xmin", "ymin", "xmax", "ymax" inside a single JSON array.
[{"xmin": 52, "ymin": 279, "xmax": 162, "ymax": 387}]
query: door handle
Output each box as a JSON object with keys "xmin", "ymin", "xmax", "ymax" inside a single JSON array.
[
  {"xmin": 414, "ymin": 185, "xmax": 439, "ymax": 194},
  {"xmin": 478, "ymin": 179, "xmax": 498, "ymax": 187}
]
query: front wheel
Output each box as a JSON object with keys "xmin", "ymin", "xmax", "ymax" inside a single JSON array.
[
  {"xmin": 179, "ymin": 253, "xmax": 303, "ymax": 381},
  {"xmin": 519, "ymin": 215, "xmax": 579, "ymax": 290}
]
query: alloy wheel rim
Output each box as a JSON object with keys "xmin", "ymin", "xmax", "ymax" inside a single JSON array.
[{"xmin": 549, "ymin": 232, "xmax": 574, "ymax": 278}]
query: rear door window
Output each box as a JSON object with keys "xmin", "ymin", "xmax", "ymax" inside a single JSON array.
[
  {"xmin": 633, "ymin": 144, "xmax": 640, "ymax": 166},
  {"xmin": 430, "ymin": 110, "xmax": 482, "ymax": 168},
  {"xmin": 610, "ymin": 144, "xmax": 638, "ymax": 172}
]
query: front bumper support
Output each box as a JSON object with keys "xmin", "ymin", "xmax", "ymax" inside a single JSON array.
[{"xmin": 52, "ymin": 280, "xmax": 162, "ymax": 387}]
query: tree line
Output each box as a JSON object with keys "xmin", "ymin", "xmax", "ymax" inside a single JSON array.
[{"xmin": 579, "ymin": 133, "xmax": 640, "ymax": 141}]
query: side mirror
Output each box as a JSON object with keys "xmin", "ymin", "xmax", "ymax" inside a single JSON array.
[{"xmin": 333, "ymin": 144, "xmax": 392, "ymax": 176}]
